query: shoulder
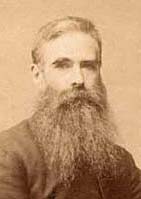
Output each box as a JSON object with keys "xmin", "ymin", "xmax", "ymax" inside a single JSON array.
[
  {"xmin": 0, "ymin": 120, "xmax": 47, "ymax": 197},
  {"xmin": 0, "ymin": 119, "xmax": 44, "ymax": 175},
  {"xmin": 102, "ymin": 144, "xmax": 139, "ymax": 180},
  {"xmin": 113, "ymin": 144, "xmax": 141, "ymax": 188},
  {"xmin": 102, "ymin": 145, "xmax": 141, "ymax": 198},
  {"xmin": 114, "ymin": 144, "xmax": 138, "ymax": 171},
  {"xmin": 0, "ymin": 119, "xmax": 35, "ymax": 154}
]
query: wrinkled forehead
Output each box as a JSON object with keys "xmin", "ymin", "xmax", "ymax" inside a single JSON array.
[{"xmin": 40, "ymin": 32, "xmax": 99, "ymax": 65}]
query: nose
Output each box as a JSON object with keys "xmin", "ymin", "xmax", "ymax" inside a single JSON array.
[{"xmin": 71, "ymin": 64, "xmax": 84, "ymax": 89}]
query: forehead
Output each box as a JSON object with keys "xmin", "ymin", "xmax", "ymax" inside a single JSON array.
[{"xmin": 40, "ymin": 32, "xmax": 98, "ymax": 64}]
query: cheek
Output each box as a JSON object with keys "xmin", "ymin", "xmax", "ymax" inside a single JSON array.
[
  {"xmin": 44, "ymin": 69, "xmax": 71, "ymax": 91},
  {"xmin": 83, "ymin": 70, "xmax": 99, "ymax": 88}
]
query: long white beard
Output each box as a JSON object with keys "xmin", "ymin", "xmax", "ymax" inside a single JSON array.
[{"xmin": 29, "ymin": 83, "xmax": 118, "ymax": 185}]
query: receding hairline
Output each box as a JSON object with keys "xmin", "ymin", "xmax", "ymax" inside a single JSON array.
[{"xmin": 31, "ymin": 16, "xmax": 102, "ymax": 66}]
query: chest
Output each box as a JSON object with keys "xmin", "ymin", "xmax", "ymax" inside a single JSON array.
[{"xmin": 40, "ymin": 173, "xmax": 130, "ymax": 199}]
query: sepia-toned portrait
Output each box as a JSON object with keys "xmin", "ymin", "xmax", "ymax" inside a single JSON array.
[{"xmin": 0, "ymin": 0, "xmax": 141, "ymax": 198}]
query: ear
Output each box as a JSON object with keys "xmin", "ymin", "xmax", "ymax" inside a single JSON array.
[{"xmin": 30, "ymin": 64, "xmax": 46, "ymax": 91}]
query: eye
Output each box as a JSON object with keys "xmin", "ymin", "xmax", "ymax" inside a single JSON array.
[
  {"xmin": 52, "ymin": 58, "xmax": 73, "ymax": 70},
  {"xmin": 55, "ymin": 61, "xmax": 73, "ymax": 69},
  {"xmin": 80, "ymin": 60, "xmax": 98, "ymax": 71}
]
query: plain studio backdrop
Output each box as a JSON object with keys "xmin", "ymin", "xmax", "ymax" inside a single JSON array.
[{"xmin": 0, "ymin": 0, "xmax": 141, "ymax": 167}]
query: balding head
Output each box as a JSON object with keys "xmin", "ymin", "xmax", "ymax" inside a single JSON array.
[{"xmin": 31, "ymin": 16, "xmax": 102, "ymax": 67}]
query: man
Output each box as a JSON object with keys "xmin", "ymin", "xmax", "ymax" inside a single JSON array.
[{"xmin": 0, "ymin": 16, "xmax": 140, "ymax": 199}]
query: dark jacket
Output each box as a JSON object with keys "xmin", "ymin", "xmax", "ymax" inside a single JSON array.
[{"xmin": 0, "ymin": 119, "xmax": 140, "ymax": 199}]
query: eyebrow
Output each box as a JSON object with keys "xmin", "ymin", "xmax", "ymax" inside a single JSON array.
[
  {"xmin": 52, "ymin": 58, "xmax": 72, "ymax": 65},
  {"xmin": 80, "ymin": 60, "xmax": 98, "ymax": 65}
]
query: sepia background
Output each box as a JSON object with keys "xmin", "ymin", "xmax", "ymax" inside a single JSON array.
[{"xmin": 0, "ymin": 0, "xmax": 141, "ymax": 167}]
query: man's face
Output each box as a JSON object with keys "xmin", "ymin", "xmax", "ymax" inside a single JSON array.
[{"xmin": 39, "ymin": 31, "xmax": 101, "ymax": 93}]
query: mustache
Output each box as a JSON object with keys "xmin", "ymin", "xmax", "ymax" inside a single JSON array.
[
  {"xmin": 57, "ymin": 86, "xmax": 107, "ymax": 111},
  {"xmin": 36, "ymin": 84, "xmax": 107, "ymax": 118}
]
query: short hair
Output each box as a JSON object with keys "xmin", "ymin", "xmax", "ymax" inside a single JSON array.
[{"xmin": 31, "ymin": 16, "xmax": 102, "ymax": 67}]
